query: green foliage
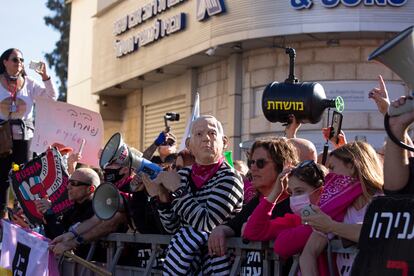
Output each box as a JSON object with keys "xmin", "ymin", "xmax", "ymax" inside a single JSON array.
[{"xmin": 44, "ymin": 0, "xmax": 71, "ymax": 101}]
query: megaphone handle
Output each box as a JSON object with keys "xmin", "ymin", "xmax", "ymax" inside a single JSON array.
[{"xmin": 389, "ymin": 98, "xmax": 414, "ymax": 117}]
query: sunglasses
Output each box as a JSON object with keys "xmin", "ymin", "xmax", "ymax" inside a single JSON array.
[
  {"xmin": 247, "ymin": 158, "xmax": 269, "ymax": 169},
  {"xmin": 295, "ymin": 160, "xmax": 325, "ymax": 182},
  {"xmin": 160, "ymin": 140, "xmax": 175, "ymax": 146},
  {"xmin": 10, "ymin": 57, "xmax": 24, "ymax": 63},
  {"xmin": 68, "ymin": 180, "xmax": 90, "ymax": 187}
]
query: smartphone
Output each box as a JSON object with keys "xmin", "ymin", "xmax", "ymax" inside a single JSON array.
[
  {"xmin": 329, "ymin": 111, "xmax": 343, "ymax": 144},
  {"xmin": 301, "ymin": 205, "xmax": 316, "ymax": 217},
  {"xmin": 29, "ymin": 60, "xmax": 42, "ymax": 71}
]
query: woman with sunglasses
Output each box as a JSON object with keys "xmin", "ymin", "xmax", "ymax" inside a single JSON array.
[
  {"xmin": 0, "ymin": 48, "xmax": 57, "ymax": 217},
  {"xmin": 208, "ymin": 138, "xmax": 299, "ymax": 275},
  {"xmin": 299, "ymin": 141, "xmax": 383, "ymax": 276},
  {"xmin": 242, "ymin": 159, "xmax": 327, "ymax": 247}
]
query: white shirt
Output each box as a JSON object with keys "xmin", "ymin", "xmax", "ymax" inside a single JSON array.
[{"xmin": 0, "ymin": 76, "xmax": 57, "ymax": 139}]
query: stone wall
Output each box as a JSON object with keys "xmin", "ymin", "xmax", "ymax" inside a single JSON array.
[{"xmin": 241, "ymin": 39, "xmax": 399, "ymax": 143}]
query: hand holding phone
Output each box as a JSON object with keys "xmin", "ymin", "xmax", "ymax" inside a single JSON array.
[
  {"xmin": 29, "ymin": 60, "xmax": 43, "ymax": 71},
  {"xmin": 329, "ymin": 111, "xmax": 343, "ymax": 144},
  {"xmin": 301, "ymin": 204, "xmax": 316, "ymax": 217}
]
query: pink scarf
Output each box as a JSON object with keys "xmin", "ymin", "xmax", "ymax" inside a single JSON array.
[
  {"xmin": 319, "ymin": 173, "xmax": 363, "ymax": 222},
  {"xmin": 115, "ymin": 175, "xmax": 134, "ymax": 190},
  {"xmin": 191, "ymin": 156, "xmax": 225, "ymax": 189}
]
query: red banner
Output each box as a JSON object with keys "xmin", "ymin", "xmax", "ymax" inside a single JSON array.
[{"xmin": 9, "ymin": 147, "xmax": 73, "ymax": 225}]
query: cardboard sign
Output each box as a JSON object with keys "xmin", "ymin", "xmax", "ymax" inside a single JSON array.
[
  {"xmin": 31, "ymin": 98, "xmax": 103, "ymax": 167},
  {"xmin": 352, "ymin": 196, "xmax": 414, "ymax": 276},
  {"xmin": 9, "ymin": 148, "xmax": 73, "ymax": 225}
]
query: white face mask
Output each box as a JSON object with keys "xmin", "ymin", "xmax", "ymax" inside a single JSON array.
[{"xmin": 289, "ymin": 193, "xmax": 311, "ymax": 215}]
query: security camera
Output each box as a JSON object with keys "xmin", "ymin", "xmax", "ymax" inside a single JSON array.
[{"xmin": 205, "ymin": 46, "xmax": 217, "ymax": 56}]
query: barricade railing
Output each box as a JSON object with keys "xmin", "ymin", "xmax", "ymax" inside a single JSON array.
[{"xmin": 61, "ymin": 233, "xmax": 282, "ymax": 276}]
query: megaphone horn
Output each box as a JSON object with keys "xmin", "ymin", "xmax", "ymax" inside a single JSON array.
[
  {"xmin": 92, "ymin": 182, "xmax": 126, "ymax": 220},
  {"xmin": 100, "ymin": 132, "xmax": 163, "ymax": 179},
  {"xmin": 99, "ymin": 132, "xmax": 143, "ymax": 169},
  {"xmin": 368, "ymin": 26, "xmax": 414, "ymax": 90},
  {"xmin": 368, "ymin": 25, "xmax": 414, "ymax": 116}
]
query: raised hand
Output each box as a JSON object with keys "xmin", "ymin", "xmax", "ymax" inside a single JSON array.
[{"xmin": 369, "ymin": 75, "xmax": 390, "ymax": 115}]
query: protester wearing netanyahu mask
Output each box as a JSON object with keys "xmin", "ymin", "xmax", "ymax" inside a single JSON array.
[{"xmin": 142, "ymin": 115, "xmax": 244, "ymax": 275}]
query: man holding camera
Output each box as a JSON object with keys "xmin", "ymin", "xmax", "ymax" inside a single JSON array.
[
  {"xmin": 142, "ymin": 115, "xmax": 244, "ymax": 275},
  {"xmin": 143, "ymin": 131, "xmax": 177, "ymax": 168}
]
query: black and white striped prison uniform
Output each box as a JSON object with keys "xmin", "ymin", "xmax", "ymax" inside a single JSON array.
[{"xmin": 158, "ymin": 162, "xmax": 244, "ymax": 275}]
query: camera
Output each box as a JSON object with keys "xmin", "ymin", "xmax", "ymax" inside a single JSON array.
[
  {"xmin": 29, "ymin": 60, "xmax": 42, "ymax": 71},
  {"xmin": 164, "ymin": 112, "xmax": 180, "ymax": 132}
]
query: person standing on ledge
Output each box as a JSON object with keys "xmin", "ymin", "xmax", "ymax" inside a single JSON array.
[{"xmin": 0, "ymin": 48, "xmax": 57, "ymax": 218}]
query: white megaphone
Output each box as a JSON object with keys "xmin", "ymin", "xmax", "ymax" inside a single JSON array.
[
  {"xmin": 92, "ymin": 182, "xmax": 126, "ymax": 220},
  {"xmin": 100, "ymin": 132, "xmax": 143, "ymax": 169},
  {"xmin": 95, "ymin": 133, "xmax": 164, "ymax": 220},
  {"xmin": 368, "ymin": 25, "xmax": 414, "ymax": 116},
  {"xmin": 99, "ymin": 132, "xmax": 162, "ymax": 180}
]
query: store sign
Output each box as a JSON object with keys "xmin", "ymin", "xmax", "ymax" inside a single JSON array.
[
  {"xmin": 114, "ymin": 0, "xmax": 226, "ymax": 57},
  {"xmin": 291, "ymin": 0, "xmax": 407, "ymax": 10},
  {"xmin": 196, "ymin": 0, "xmax": 226, "ymax": 21}
]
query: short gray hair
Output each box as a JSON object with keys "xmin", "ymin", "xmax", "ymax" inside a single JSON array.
[{"xmin": 190, "ymin": 115, "xmax": 225, "ymax": 137}]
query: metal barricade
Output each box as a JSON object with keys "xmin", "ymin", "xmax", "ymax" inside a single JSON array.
[{"xmin": 61, "ymin": 233, "xmax": 282, "ymax": 276}]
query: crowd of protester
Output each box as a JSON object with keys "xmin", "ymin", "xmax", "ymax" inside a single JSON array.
[{"xmin": 1, "ymin": 47, "xmax": 414, "ymax": 276}]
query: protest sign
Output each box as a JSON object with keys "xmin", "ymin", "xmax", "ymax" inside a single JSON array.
[
  {"xmin": 31, "ymin": 98, "xmax": 103, "ymax": 167},
  {"xmin": 9, "ymin": 147, "xmax": 72, "ymax": 225},
  {"xmin": 352, "ymin": 195, "xmax": 414, "ymax": 276},
  {"xmin": 0, "ymin": 220, "xmax": 59, "ymax": 276}
]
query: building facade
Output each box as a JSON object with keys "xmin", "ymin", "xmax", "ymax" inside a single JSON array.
[{"xmin": 67, "ymin": 0, "xmax": 414, "ymax": 158}]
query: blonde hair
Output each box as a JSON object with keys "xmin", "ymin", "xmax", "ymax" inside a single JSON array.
[{"xmin": 330, "ymin": 141, "xmax": 383, "ymax": 199}]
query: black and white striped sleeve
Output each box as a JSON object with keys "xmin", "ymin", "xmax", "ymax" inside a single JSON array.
[
  {"xmin": 157, "ymin": 203, "xmax": 180, "ymax": 234},
  {"xmin": 172, "ymin": 168, "xmax": 244, "ymax": 233}
]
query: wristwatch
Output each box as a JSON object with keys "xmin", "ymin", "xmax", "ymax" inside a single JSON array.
[{"xmin": 170, "ymin": 186, "xmax": 187, "ymax": 200}]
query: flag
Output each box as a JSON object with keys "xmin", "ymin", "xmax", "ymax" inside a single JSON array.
[
  {"xmin": 0, "ymin": 220, "xmax": 59, "ymax": 276},
  {"xmin": 179, "ymin": 93, "xmax": 200, "ymax": 151},
  {"xmin": 8, "ymin": 147, "xmax": 72, "ymax": 225}
]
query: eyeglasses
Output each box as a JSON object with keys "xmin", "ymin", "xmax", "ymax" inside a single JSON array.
[
  {"xmin": 160, "ymin": 141, "xmax": 175, "ymax": 146},
  {"xmin": 247, "ymin": 158, "xmax": 269, "ymax": 169},
  {"xmin": 295, "ymin": 160, "xmax": 325, "ymax": 182},
  {"xmin": 10, "ymin": 57, "xmax": 24, "ymax": 63},
  {"xmin": 68, "ymin": 180, "xmax": 90, "ymax": 187}
]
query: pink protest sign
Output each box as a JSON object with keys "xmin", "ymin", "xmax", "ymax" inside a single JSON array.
[{"xmin": 31, "ymin": 98, "xmax": 103, "ymax": 167}]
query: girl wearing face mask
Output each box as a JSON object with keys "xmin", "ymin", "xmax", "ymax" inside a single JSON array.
[{"xmin": 299, "ymin": 142, "xmax": 383, "ymax": 276}]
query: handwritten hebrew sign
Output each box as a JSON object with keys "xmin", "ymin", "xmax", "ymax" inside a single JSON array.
[
  {"xmin": 351, "ymin": 195, "xmax": 414, "ymax": 276},
  {"xmin": 31, "ymin": 99, "xmax": 103, "ymax": 167}
]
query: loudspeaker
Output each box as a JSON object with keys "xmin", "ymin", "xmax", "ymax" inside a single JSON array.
[
  {"xmin": 96, "ymin": 133, "xmax": 163, "ymax": 219},
  {"xmin": 368, "ymin": 25, "xmax": 414, "ymax": 116},
  {"xmin": 369, "ymin": 26, "xmax": 414, "ymax": 90},
  {"xmin": 92, "ymin": 182, "xmax": 125, "ymax": 220},
  {"xmin": 100, "ymin": 132, "xmax": 146, "ymax": 169}
]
